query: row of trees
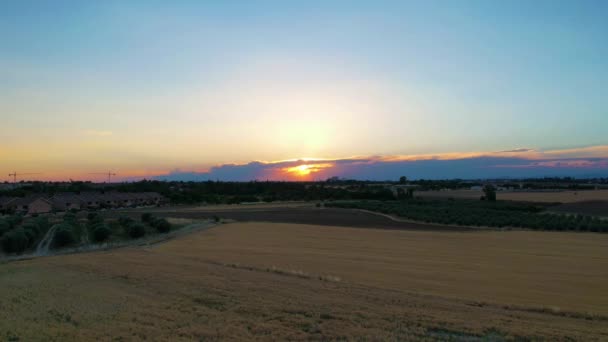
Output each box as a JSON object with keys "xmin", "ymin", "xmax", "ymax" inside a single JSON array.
[
  {"xmin": 0, "ymin": 210, "xmax": 174, "ymax": 255},
  {"xmin": 327, "ymin": 199, "xmax": 608, "ymax": 232}
]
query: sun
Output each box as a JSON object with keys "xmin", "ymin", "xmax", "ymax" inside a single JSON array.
[
  {"xmin": 284, "ymin": 163, "xmax": 333, "ymax": 178},
  {"xmin": 286, "ymin": 164, "xmax": 314, "ymax": 176}
]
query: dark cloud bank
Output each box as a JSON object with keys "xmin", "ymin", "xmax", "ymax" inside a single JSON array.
[{"xmin": 155, "ymin": 156, "xmax": 608, "ymax": 181}]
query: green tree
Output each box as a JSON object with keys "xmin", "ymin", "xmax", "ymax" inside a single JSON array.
[
  {"xmin": 92, "ymin": 224, "xmax": 111, "ymax": 242},
  {"xmin": 482, "ymin": 185, "xmax": 497, "ymax": 201},
  {"xmin": 128, "ymin": 223, "xmax": 146, "ymax": 239},
  {"xmin": 153, "ymin": 218, "xmax": 172, "ymax": 233},
  {"xmin": 53, "ymin": 224, "xmax": 76, "ymax": 248},
  {"xmin": 399, "ymin": 176, "xmax": 407, "ymax": 184},
  {"xmin": 141, "ymin": 213, "xmax": 154, "ymax": 223},
  {"xmin": 1, "ymin": 228, "xmax": 29, "ymax": 254}
]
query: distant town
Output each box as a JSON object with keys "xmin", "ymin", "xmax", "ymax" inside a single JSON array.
[{"xmin": 2, "ymin": 177, "xmax": 608, "ymax": 216}]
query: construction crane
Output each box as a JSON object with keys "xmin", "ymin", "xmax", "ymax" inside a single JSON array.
[
  {"xmin": 8, "ymin": 172, "xmax": 41, "ymax": 183},
  {"xmin": 89, "ymin": 171, "xmax": 117, "ymax": 183}
]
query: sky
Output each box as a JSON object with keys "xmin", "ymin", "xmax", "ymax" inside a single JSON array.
[{"xmin": 1, "ymin": 1, "xmax": 607, "ymax": 181}]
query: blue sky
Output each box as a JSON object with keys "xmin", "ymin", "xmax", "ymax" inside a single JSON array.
[{"xmin": 1, "ymin": 1, "xmax": 607, "ymax": 180}]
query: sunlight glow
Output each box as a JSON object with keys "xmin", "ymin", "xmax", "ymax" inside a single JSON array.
[{"xmin": 284, "ymin": 163, "xmax": 333, "ymax": 177}]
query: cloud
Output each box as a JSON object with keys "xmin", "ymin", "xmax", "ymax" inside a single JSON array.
[
  {"xmin": 81, "ymin": 130, "xmax": 113, "ymax": 137},
  {"xmin": 496, "ymin": 148, "xmax": 534, "ymax": 153},
  {"xmin": 154, "ymin": 145, "xmax": 608, "ymax": 181}
]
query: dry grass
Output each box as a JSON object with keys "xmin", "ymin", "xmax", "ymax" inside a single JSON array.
[
  {"xmin": 418, "ymin": 189, "xmax": 608, "ymax": 203},
  {"xmin": 1, "ymin": 222, "xmax": 607, "ymax": 340}
]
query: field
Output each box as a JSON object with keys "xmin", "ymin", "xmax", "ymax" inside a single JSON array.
[
  {"xmin": 138, "ymin": 206, "xmax": 474, "ymax": 231},
  {"xmin": 1, "ymin": 222, "xmax": 607, "ymax": 341},
  {"xmin": 418, "ymin": 189, "xmax": 608, "ymax": 203},
  {"xmin": 551, "ymin": 201, "xmax": 608, "ymax": 218}
]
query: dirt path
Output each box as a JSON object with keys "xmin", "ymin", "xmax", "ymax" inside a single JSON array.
[{"xmin": 34, "ymin": 225, "xmax": 57, "ymax": 256}]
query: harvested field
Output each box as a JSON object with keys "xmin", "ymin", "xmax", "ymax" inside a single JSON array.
[
  {"xmin": 127, "ymin": 207, "xmax": 477, "ymax": 231},
  {"xmin": 1, "ymin": 222, "xmax": 607, "ymax": 340},
  {"xmin": 419, "ymin": 189, "xmax": 608, "ymax": 203}
]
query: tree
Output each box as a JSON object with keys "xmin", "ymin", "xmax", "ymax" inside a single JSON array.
[
  {"xmin": 153, "ymin": 218, "xmax": 172, "ymax": 233},
  {"xmin": 406, "ymin": 188, "xmax": 415, "ymax": 199},
  {"xmin": 53, "ymin": 224, "xmax": 76, "ymax": 248},
  {"xmin": 399, "ymin": 176, "xmax": 407, "ymax": 184},
  {"xmin": 92, "ymin": 224, "xmax": 111, "ymax": 242},
  {"xmin": 482, "ymin": 185, "xmax": 497, "ymax": 201},
  {"xmin": 1, "ymin": 228, "xmax": 29, "ymax": 254},
  {"xmin": 118, "ymin": 216, "xmax": 135, "ymax": 227},
  {"xmin": 141, "ymin": 213, "xmax": 153, "ymax": 223},
  {"xmin": 0, "ymin": 220, "xmax": 10, "ymax": 236},
  {"xmin": 128, "ymin": 223, "xmax": 146, "ymax": 238}
]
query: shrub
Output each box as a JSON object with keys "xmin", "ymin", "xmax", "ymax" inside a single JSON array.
[
  {"xmin": 87, "ymin": 212, "xmax": 99, "ymax": 221},
  {"xmin": 21, "ymin": 222, "xmax": 41, "ymax": 246},
  {"xmin": 118, "ymin": 216, "xmax": 135, "ymax": 227},
  {"xmin": 128, "ymin": 223, "xmax": 146, "ymax": 239},
  {"xmin": 0, "ymin": 220, "xmax": 10, "ymax": 236},
  {"xmin": 212, "ymin": 215, "xmax": 220, "ymax": 223},
  {"xmin": 152, "ymin": 218, "xmax": 171, "ymax": 233},
  {"xmin": 92, "ymin": 224, "xmax": 111, "ymax": 242},
  {"xmin": 1, "ymin": 228, "xmax": 29, "ymax": 254},
  {"xmin": 53, "ymin": 224, "xmax": 76, "ymax": 248},
  {"xmin": 63, "ymin": 212, "xmax": 77, "ymax": 224},
  {"xmin": 141, "ymin": 213, "xmax": 154, "ymax": 223},
  {"xmin": 7, "ymin": 214, "xmax": 23, "ymax": 229},
  {"xmin": 34, "ymin": 217, "xmax": 50, "ymax": 231}
]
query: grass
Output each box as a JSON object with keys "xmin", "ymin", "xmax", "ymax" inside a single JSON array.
[{"xmin": 0, "ymin": 222, "xmax": 607, "ymax": 340}]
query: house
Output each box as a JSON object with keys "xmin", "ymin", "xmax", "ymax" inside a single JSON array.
[
  {"xmin": 3, "ymin": 191, "xmax": 166, "ymax": 214},
  {"xmin": 50, "ymin": 193, "xmax": 83, "ymax": 211},
  {"xmin": 9, "ymin": 195, "xmax": 53, "ymax": 215},
  {"xmin": 0, "ymin": 196, "xmax": 18, "ymax": 213},
  {"xmin": 78, "ymin": 192, "xmax": 105, "ymax": 209}
]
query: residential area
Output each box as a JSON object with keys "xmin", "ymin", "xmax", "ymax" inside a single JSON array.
[{"xmin": 0, "ymin": 192, "xmax": 166, "ymax": 215}]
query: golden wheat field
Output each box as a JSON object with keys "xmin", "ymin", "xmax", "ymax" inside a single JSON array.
[{"xmin": 1, "ymin": 222, "xmax": 607, "ymax": 341}]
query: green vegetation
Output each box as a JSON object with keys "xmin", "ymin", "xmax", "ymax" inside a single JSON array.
[
  {"xmin": 127, "ymin": 223, "xmax": 146, "ymax": 238},
  {"xmin": 482, "ymin": 185, "xmax": 497, "ymax": 201},
  {"xmin": 118, "ymin": 216, "xmax": 135, "ymax": 227},
  {"xmin": 0, "ymin": 215, "xmax": 50, "ymax": 254},
  {"xmin": 92, "ymin": 224, "xmax": 111, "ymax": 242},
  {"xmin": 152, "ymin": 218, "xmax": 172, "ymax": 233},
  {"xmin": 1, "ymin": 228, "xmax": 29, "ymax": 254},
  {"xmin": 53, "ymin": 223, "xmax": 77, "ymax": 248},
  {"xmin": 327, "ymin": 199, "xmax": 608, "ymax": 232},
  {"xmin": 141, "ymin": 213, "xmax": 153, "ymax": 223}
]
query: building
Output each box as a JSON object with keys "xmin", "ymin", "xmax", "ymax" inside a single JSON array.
[
  {"xmin": 50, "ymin": 193, "xmax": 83, "ymax": 211},
  {"xmin": 0, "ymin": 196, "xmax": 18, "ymax": 213},
  {"xmin": 6, "ymin": 195, "xmax": 54, "ymax": 215},
  {"xmin": 2, "ymin": 192, "xmax": 166, "ymax": 215}
]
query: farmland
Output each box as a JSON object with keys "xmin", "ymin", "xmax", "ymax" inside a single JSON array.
[
  {"xmin": 326, "ymin": 199, "xmax": 608, "ymax": 232},
  {"xmin": 1, "ymin": 222, "xmax": 607, "ymax": 340},
  {"xmin": 418, "ymin": 189, "xmax": 608, "ymax": 203}
]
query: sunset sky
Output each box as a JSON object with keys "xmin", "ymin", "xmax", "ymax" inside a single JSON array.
[{"xmin": 1, "ymin": 1, "xmax": 607, "ymax": 181}]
